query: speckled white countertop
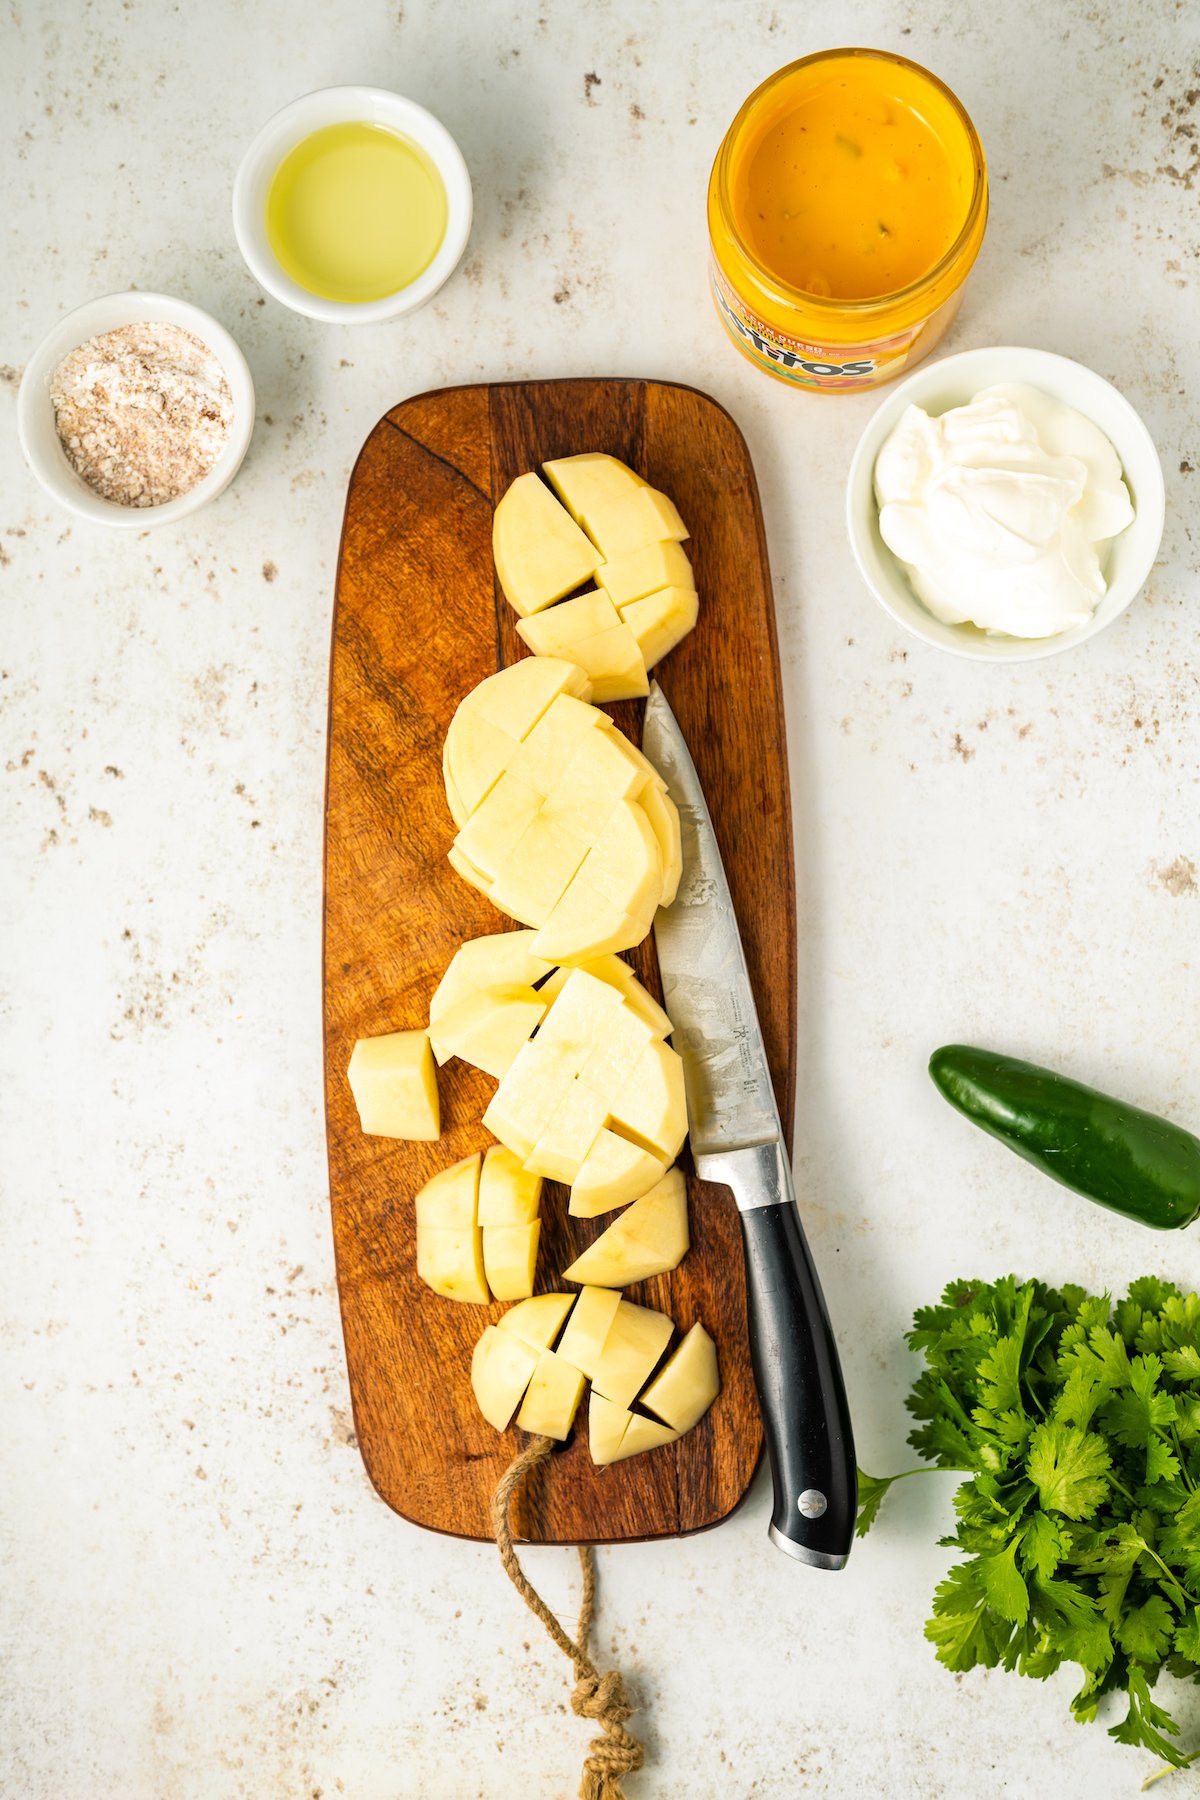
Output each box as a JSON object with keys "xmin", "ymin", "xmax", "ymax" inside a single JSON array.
[{"xmin": 3, "ymin": 3, "xmax": 1198, "ymax": 1795}]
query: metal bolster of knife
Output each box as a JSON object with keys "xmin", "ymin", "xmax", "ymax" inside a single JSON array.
[{"xmin": 696, "ymin": 1140, "xmax": 792, "ymax": 1213}]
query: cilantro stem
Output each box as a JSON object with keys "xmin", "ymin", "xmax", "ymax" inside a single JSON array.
[
  {"xmin": 1143, "ymin": 1543, "xmax": 1200, "ymax": 1606},
  {"xmin": 1169, "ymin": 1429, "xmax": 1195, "ymax": 1492},
  {"xmin": 1141, "ymin": 1748, "xmax": 1198, "ymax": 1789}
]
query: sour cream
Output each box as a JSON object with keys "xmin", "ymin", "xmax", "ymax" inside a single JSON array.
[{"xmin": 873, "ymin": 383, "xmax": 1135, "ymax": 638}]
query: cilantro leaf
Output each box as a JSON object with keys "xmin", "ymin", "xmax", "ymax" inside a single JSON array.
[
  {"xmin": 979, "ymin": 1537, "xmax": 1029, "ymax": 1624},
  {"xmin": 925, "ymin": 1563, "xmax": 1009, "ymax": 1671},
  {"xmin": 1108, "ymin": 1665, "xmax": 1185, "ymax": 1766},
  {"xmin": 1115, "ymin": 1595, "xmax": 1176, "ymax": 1662},
  {"xmin": 1174, "ymin": 1605, "xmax": 1200, "ymax": 1664},
  {"xmin": 1027, "ymin": 1421, "xmax": 1111, "ymax": 1519},
  {"xmin": 1164, "ymin": 1345, "xmax": 1200, "ymax": 1381},
  {"xmin": 1020, "ymin": 1513, "xmax": 1068, "ymax": 1580}
]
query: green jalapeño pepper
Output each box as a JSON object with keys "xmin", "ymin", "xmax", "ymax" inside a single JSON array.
[{"xmin": 929, "ymin": 1046, "xmax": 1200, "ymax": 1231}]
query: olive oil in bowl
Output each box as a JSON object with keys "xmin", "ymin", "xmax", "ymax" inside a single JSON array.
[{"xmin": 266, "ymin": 121, "xmax": 449, "ymax": 305}]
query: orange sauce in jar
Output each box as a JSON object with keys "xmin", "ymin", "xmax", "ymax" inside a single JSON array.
[{"xmin": 708, "ymin": 50, "xmax": 987, "ymax": 391}]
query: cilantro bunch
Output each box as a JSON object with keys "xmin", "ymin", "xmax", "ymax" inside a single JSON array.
[{"xmin": 858, "ymin": 1275, "xmax": 1200, "ymax": 1770}]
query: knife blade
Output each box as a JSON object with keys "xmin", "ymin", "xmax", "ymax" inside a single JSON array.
[{"xmin": 643, "ymin": 682, "xmax": 857, "ymax": 1569}]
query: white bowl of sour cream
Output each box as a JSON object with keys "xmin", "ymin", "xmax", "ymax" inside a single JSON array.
[{"xmin": 846, "ymin": 346, "xmax": 1165, "ymax": 661}]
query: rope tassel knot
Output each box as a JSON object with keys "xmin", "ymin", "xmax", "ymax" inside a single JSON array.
[{"xmin": 492, "ymin": 1436, "xmax": 646, "ymax": 1800}]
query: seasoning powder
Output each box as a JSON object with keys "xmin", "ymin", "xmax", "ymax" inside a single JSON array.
[{"xmin": 49, "ymin": 322, "xmax": 235, "ymax": 507}]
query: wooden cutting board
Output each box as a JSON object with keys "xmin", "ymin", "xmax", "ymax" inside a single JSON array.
[{"xmin": 323, "ymin": 378, "xmax": 795, "ymax": 1544}]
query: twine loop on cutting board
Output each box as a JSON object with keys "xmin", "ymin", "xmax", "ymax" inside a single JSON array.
[{"xmin": 492, "ymin": 1436, "xmax": 645, "ymax": 1800}]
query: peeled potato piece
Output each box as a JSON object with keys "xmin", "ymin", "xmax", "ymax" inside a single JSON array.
[
  {"xmin": 506, "ymin": 692, "xmax": 610, "ymax": 795},
  {"xmin": 493, "ymin": 473, "xmax": 603, "ymax": 617},
  {"xmin": 445, "ymin": 659, "xmax": 591, "ymax": 816},
  {"xmin": 589, "ymin": 1391, "xmax": 634, "ymax": 1465},
  {"xmin": 416, "ymin": 1225, "xmax": 489, "ymax": 1304},
  {"xmin": 478, "ymin": 1145, "xmax": 543, "ymax": 1225},
  {"xmin": 620, "ymin": 584, "xmax": 700, "ymax": 671},
  {"xmin": 429, "ymin": 930, "xmax": 556, "ymax": 1026},
  {"xmin": 516, "ymin": 1350, "xmax": 587, "ymax": 1438},
  {"xmin": 618, "ymin": 1413, "xmax": 682, "ymax": 1458},
  {"xmin": 497, "ymin": 1292, "xmax": 574, "ymax": 1352},
  {"xmin": 585, "ymin": 485, "xmax": 688, "ymax": 560},
  {"xmin": 562, "ymin": 1168, "xmax": 689, "ymax": 1287},
  {"xmin": 597, "ymin": 539, "xmax": 695, "ymax": 609},
  {"xmin": 530, "ymin": 857, "xmax": 652, "ymax": 965},
  {"xmin": 569, "ymin": 1130, "xmax": 670, "ymax": 1218},
  {"xmin": 640, "ymin": 784, "xmax": 683, "ymax": 909},
  {"xmin": 536, "ymin": 953, "xmax": 672, "ymax": 1039},
  {"xmin": 347, "ymin": 1030, "xmax": 440, "ymax": 1141},
  {"xmin": 609, "ymin": 1037, "xmax": 689, "ymax": 1161},
  {"xmin": 641, "ymin": 1322, "xmax": 720, "ymax": 1433},
  {"xmin": 556, "ymin": 1285, "xmax": 623, "ymax": 1380},
  {"xmin": 589, "ymin": 1299, "xmax": 674, "ymax": 1409},
  {"xmin": 543, "ymin": 453, "xmax": 644, "ymax": 529},
  {"xmin": 427, "ymin": 986, "xmax": 546, "ymax": 1079},
  {"xmin": 517, "ymin": 592, "xmax": 649, "ymax": 704},
  {"xmin": 414, "ymin": 1153, "xmax": 481, "ymax": 1229},
  {"xmin": 472, "ymin": 1325, "xmax": 539, "ymax": 1430},
  {"xmin": 483, "ymin": 1221, "xmax": 540, "ymax": 1302}
]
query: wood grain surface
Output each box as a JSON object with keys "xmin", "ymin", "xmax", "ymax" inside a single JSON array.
[{"xmin": 323, "ymin": 379, "xmax": 795, "ymax": 1544}]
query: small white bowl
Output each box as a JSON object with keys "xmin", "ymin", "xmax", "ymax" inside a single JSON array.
[
  {"xmin": 846, "ymin": 346, "xmax": 1166, "ymax": 662},
  {"xmin": 17, "ymin": 291, "xmax": 255, "ymax": 529},
  {"xmin": 232, "ymin": 85, "xmax": 473, "ymax": 323}
]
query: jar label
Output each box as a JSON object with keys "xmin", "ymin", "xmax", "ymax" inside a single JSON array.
[{"xmin": 709, "ymin": 262, "xmax": 921, "ymax": 391}]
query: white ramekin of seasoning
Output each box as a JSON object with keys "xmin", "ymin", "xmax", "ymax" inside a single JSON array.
[
  {"xmin": 232, "ymin": 85, "xmax": 473, "ymax": 324},
  {"xmin": 845, "ymin": 345, "xmax": 1166, "ymax": 663},
  {"xmin": 17, "ymin": 291, "xmax": 255, "ymax": 530}
]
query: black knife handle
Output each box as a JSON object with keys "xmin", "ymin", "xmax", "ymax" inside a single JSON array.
[{"xmin": 737, "ymin": 1174, "xmax": 857, "ymax": 1567}]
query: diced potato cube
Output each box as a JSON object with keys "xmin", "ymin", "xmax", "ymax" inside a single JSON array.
[
  {"xmin": 472, "ymin": 1325, "xmax": 538, "ymax": 1430},
  {"xmin": 453, "ymin": 771, "xmax": 544, "ymax": 885},
  {"xmin": 569, "ymin": 1130, "xmax": 670, "ymax": 1218},
  {"xmin": 517, "ymin": 592, "xmax": 648, "ymax": 704},
  {"xmin": 562, "ymin": 1168, "xmax": 689, "ymax": 1286},
  {"xmin": 483, "ymin": 1222, "xmax": 540, "ymax": 1302},
  {"xmin": 584, "ymin": 485, "xmax": 688, "ymax": 560},
  {"xmin": 596, "ymin": 539, "xmax": 695, "ymax": 609},
  {"xmin": 609, "ymin": 1038, "xmax": 688, "ymax": 1160},
  {"xmin": 427, "ymin": 987, "xmax": 546, "ymax": 1078},
  {"xmin": 589, "ymin": 1299, "xmax": 674, "ymax": 1409},
  {"xmin": 524, "ymin": 1078, "xmax": 611, "ymax": 1183},
  {"xmin": 619, "ymin": 584, "xmax": 699, "ymax": 670},
  {"xmin": 639, "ymin": 784, "xmax": 682, "ymax": 908},
  {"xmin": 616, "ymin": 1413, "xmax": 680, "ymax": 1458},
  {"xmin": 428, "ymin": 930, "xmax": 555, "ymax": 1025},
  {"xmin": 588, "ymin": 1392, "xmax": 634, "ymax": 1465},
  {"xmin": 347, "ymin": 1030, "xmax": 440, "ymax": 1140},
  {"xmin": 555, "ymin": 1285, "xmax": 622, "ymax": 1380},
  {"xmin": 464, "ymin": 655, "xmax": 592, "ymax": 737},
  {"xmin": 505, "ymin": 693, "xmax": 611, "ymax": 797},
  {"xmin": 478, "ymin": 1145, "xmax": 543, "ymax": 1225},
  {"xmin": 530, "ymin": 874, "xmax": 643, "ymax": 964},
  {"xmin": 443, "ymin": 711, "xmax": 517, "ymax": 817},
  {"xmin": 497, "ymin": 1292, "xmax": 574, "ymax": 1352},
  {"xmin": 641, "ymin": 1322, "xmax": 720, "ymax": 1433},
  {"xmin": 416, "ymin": 1225, "xmax": 489, "ymax": 1304},
  {"xmin": 487, "ymin": 814, "xmax": 591, "ymax": 928},
  {"xmin": 414, "ymin": 1153, "xmax": 481, "ymax": 1229},
  {"xmin": 543, "ymin": 453, "xmax": 644, "ymax": 528},
  {"xmin": 493, "ymin": 474, "xmax": 603, "ymax": 617},
  {"xmin": 515, "ymin": 1350, "xmax": 587, "ymax": 1439}
]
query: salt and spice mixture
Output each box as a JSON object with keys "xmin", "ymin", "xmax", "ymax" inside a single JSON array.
[{"xmin": 48, "ymin": 321, "xmax": 235, "ymax": 507}]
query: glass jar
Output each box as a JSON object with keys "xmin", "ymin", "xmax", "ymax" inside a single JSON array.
[{"xmin": 707, "ymin": 49, "xmax": 988, "ymax": 392}]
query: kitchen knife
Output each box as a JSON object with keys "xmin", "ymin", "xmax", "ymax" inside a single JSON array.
[{"xmin": 642, "ymin": 682, "xmax": 857, "ymax": 1568}]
